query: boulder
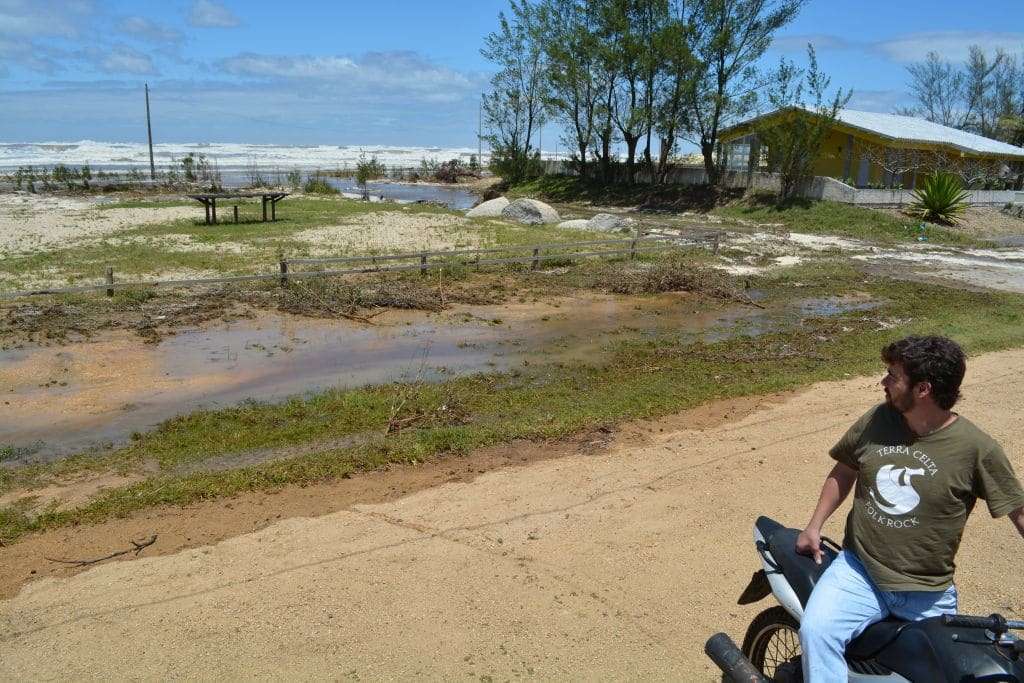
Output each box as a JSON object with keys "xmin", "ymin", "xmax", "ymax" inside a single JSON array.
[
  {"xmin": 466, "ymin": 196, "xmax": 510, "ymax": 218},
  {"xmin": 587, "ymin": 213, "xmax": 635, "ymax": 231},
  {"xmin": 557, "ymin": 219, "xmax": 591, "ymax": 230},
  {"xmin": 501, "ymin": 198, "xmax": 561, "ymax": 225}
]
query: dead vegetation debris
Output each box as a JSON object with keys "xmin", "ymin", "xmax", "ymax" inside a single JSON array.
[
  {"xmin": 0, "ymin": 293, "xmax": 246, "ymax": 348},
  {"xmin": 44, "ymin": 534, "xmax": 157, "ymax": 566},
  {"xmin": 0, "ymin": 255, "xmax": 743, "ymax": 346},
  {"xmin": 597, "ymin": 254, "xmax": 761, "ymax": 307}
]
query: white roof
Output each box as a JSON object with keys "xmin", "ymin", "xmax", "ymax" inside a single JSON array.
[
  {"xmin": 833, "ymin": 109, "xmax": 1024, "ymax": 158},
  {"xmin": 728, "ymin": 107, "xmax": 1024, "ymax": 158}
]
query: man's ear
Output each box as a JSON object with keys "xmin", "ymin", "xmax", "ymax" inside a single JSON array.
[{"xmin": 915, "ymin": 380, "xmax": 933, "ymax": 399}]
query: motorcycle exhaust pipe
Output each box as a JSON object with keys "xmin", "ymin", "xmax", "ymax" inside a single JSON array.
[{"xmin": 704, "ymin": 633, "xmax": 770, "ymax": 683}]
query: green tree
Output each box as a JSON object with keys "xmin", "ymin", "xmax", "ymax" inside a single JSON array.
[
  {"xmin": 683, "ymin": 0, "xmax": 805, "ymax": 186},
  {"xmin": 756, "ymin": 45, "xmax": 851, "ymax": 201},
  {"xmin": 536, "ymin": 0, "xmax": 602, "ymax": 177},
  {"xmin": 482, "ymin": 0, "xmax": 547, "ymax": 183},
  {"xmin": 653, "ymin": 1, "xmax": 698, "ymax": 182}
]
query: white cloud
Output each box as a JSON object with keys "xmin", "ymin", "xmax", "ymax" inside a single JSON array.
[
  {"xmin": 221, "ymin": 54, "xmax": 358, "ymax": 79},
  {"xmin": 0, "ymin": 35, "xmax": 63, "ymax": 74},
  {"xmin": 118, "ymin": 16, "xmax": 183, "ymax": 44},
  {"xmin": 874, "ymin": 31, "xmax": 1024, "ymax": 63},
  {"xmin": 188, "ymin": 0, "xmax": 240, "ymax": 28},
  {"xmin": 218, "ymin": 51, "xmax": 479, "ymax": 101},
  {"xmin": 95, "ymin": 46, "xmax": 157, "ymax": 75},
  {"xmin": 0, "ymin": 0, "xmax": 94, "ymax": 38}
]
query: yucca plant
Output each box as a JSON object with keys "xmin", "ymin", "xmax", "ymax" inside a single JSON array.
[{"xmin": 910, "ymin": 171, "xmax": 971, "ymax": 223}]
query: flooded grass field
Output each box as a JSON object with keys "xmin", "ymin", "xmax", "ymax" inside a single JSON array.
[{"xmin": 0, "ymin": 287, "xmax": 881, "ymax": 461}]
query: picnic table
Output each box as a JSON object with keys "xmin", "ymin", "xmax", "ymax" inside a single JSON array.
[{"xmin": 186, "ymin": 192, "xmax": 289, "ymax": 225}]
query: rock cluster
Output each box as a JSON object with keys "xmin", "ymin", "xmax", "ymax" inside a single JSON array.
[
  {"xmin": 558, "ymin": 212, "xmax": 636, "ymax": 233},
  {"xmin": 466, "ymin": 196, "xmax": 510, "ymax": 218},
  {"xmin": 501, "ymin": 198, "xmax": 561, "ymax": 225},
  {"xmin": 466, "ymin": 196, "xmax": 561, "ymax": 224}
]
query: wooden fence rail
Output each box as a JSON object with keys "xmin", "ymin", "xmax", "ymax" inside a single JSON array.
[{"xmin": 0, "ymin": 233, "xmax": 721, "ymax": 300}]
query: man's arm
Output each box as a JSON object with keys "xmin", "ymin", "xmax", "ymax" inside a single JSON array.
[
  {"xmin": 1010, "ymin": 506, "xmax": 1024, "ymax": 540},
  {"xmin": 796, "ymin": 462, "xmax": 858, "ymax": 564}
]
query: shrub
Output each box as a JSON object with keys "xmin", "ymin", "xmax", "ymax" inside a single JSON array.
[
  {"xmin": 303, "ymin": 175, "xmax": 339, "ymax": 195},
  {"xmin": 355, "ymin": 154, "xmax": 386, "ymax": 199},
  {"xmin": 434, "ymin": 159, "xmax": 467, "ymax": 183},
  {"xmin": 911, "ymin": 172, "xmax": 971, "ymax": 224}
]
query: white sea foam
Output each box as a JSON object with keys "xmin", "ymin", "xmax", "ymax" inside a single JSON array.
[{"xmin": 0, "ymin": 140, "xmax": 484, "ymax": 171}]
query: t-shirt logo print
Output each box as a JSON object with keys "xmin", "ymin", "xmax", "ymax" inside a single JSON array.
[{"xmin": 869, "ymin": 464, "xmax": 926, "ymax": 516}]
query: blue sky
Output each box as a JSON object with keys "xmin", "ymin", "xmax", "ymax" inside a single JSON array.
[{"xmin": 1, "ymin": 0, "xmax": 1023, "ymax": 147}]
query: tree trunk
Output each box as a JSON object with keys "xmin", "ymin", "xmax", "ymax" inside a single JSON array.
[
  {"xmin": 657, "ymin": 131, "xmax": 675, "ymax": 184},
  {"xmin": 624, "ymin": 134, "xmax": 640, "ymax": 184},
  {"xmin": 600, "ymin": 130, "xmax": 613, "ymax": 184},
  {"xmin": 701, "ymin": 140, "xmax": 719, "ymax": 186}
]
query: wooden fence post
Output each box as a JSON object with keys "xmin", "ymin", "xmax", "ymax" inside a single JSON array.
[
  {"xmin": 105, "ymin": 266, "xmax": 114, "ymax": 297},
  {"xmin": 531, "ymin": 247, "xmax": 540, "ymax": 270},
  {"xmin": 420, "ymin": 253, "xmax": 428, "ymax": 275},
  {"xmin": 713, "ymin": 232, "xmax": 721, "ymax": 255},
  {"xmin": 233, "ymin": 205, "xmax": 239, "ymax": 223},
  {"xmin": 279, "ymin": 259, "xmax": 288, "ymax": 286},
  {"xmin": 630, "ymin": 239, "xmax": 637, "ymax": 260}
]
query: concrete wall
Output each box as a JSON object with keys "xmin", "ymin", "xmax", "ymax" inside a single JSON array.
[{"xmin": 810, "ymin": 177, "xmax": 1021, "ymax": 206}]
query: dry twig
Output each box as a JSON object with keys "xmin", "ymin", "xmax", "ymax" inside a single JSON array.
[{"xmin": 45, "ymin": 535, "xmax": 157, "ymax": 566}]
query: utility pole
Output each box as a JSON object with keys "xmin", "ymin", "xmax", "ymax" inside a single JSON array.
[
  {"xmin": 145, "ymin": 83, "xmax": 155, "ymax": 181},
  {"xmin": 477, "ymin": 96, "xmax": 482, "ymax": 163}
]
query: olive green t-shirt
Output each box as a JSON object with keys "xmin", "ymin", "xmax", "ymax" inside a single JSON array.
[{"xmin": 830, "ymin": 403, "xmax": 1024, "ymax": 591}]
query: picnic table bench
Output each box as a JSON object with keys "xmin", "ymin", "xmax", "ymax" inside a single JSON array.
[{"xmin": 186, "ymin": 192, "xmax": 289, "ymax": 225}]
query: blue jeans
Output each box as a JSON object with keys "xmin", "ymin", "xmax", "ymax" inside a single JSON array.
[{"xmin": 799, "ymin": 550, "xmax": 957, "ymax": 682}]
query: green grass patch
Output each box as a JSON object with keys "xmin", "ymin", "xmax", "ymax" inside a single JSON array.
[
  {"xmin": 713, "ymin": 195, "xmax": 985, "ymax": 247},
  {"xmin": 3, "ymin": 263, "xmax": 1024, "ymax": 543},
  {"xmin": 509, "ymin": 174, "xmax": 735, "ymax": 211}
]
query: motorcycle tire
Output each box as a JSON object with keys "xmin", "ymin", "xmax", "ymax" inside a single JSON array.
[{"xmin": 739, "ymin": 606, "xmax": 803, "ymax": 682}]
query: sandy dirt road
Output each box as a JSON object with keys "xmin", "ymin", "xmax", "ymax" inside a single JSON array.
[{"xmin": 2, "ymin": 350, "xmax": 1023, "ymax": 680}]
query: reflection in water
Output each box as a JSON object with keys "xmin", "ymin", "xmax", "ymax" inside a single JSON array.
[{"xmin": 324, "ymin": 177, "xmax": 479, "ymax": 210}]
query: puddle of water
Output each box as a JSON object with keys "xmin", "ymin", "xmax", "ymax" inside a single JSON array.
[
  {"xmin": 0, "ymin": 293, "xmax": 879, "ymax": 462},
  {"xmin": 325, "ymin": 177, "xmax": 478, "ymax": 210}
]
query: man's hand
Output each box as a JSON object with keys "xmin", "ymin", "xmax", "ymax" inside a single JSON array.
[
  {"xmin": 796, "ymin": 528, "xmax": 824, "ymax": 565},
  {"xmin": 1010, "ymin": 506, "xmax": 1024, "ymax": 540}
]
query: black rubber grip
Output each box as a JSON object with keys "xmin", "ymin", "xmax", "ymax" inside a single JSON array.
[
  {"xmin": 942, "ymin": 613, "xmax": 1005, "ymax": 630},
  {"xmin": 704, "ymin": 633, "xmax": 769, "ymax": 683}
]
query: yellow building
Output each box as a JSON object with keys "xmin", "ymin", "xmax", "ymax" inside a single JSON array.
[{"xmin": 719, "ymin": 107, "xmax": 1024, "ymax": 189}]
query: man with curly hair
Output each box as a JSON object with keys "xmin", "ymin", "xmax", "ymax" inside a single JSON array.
[{"xmin": 795, "ymin": 335, "xmax": 1024, "ymax": 681}]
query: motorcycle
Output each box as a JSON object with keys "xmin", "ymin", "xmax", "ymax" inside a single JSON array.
[{"xmin": 717, "ymin": 515, "xmax": 1024, "ymax": 682}]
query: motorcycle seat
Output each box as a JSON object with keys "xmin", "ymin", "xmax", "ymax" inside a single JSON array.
[
  {"xmin": 846, "ymin": 618, "xmax": 906, "ymax": 660},
  {"xmin": 759, "ymin": 520, "xmax": 839, "ymax": 607}
]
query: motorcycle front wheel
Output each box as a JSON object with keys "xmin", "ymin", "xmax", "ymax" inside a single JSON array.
[{"xmin": 741, "ymin": 606, "xmax": 802, "ymax": 681}]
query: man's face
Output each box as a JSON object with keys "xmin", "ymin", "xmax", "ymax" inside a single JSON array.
[{"xmin": 881, "ymin": 363, "xmax": 916, "ymax": 413}]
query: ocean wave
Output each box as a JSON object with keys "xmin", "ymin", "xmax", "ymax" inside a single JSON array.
[{"xmin": 0, "ymin": 140, "xmax": 484, "ymax": 171}]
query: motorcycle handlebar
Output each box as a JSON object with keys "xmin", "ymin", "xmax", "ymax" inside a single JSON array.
[
  {"xmin": 704, "ymin": 633, "xmax": 769, "ymax": 683},
  {"xmin": 942, "ymin": 613, "xmax": 1024, "ymax": 632}
]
